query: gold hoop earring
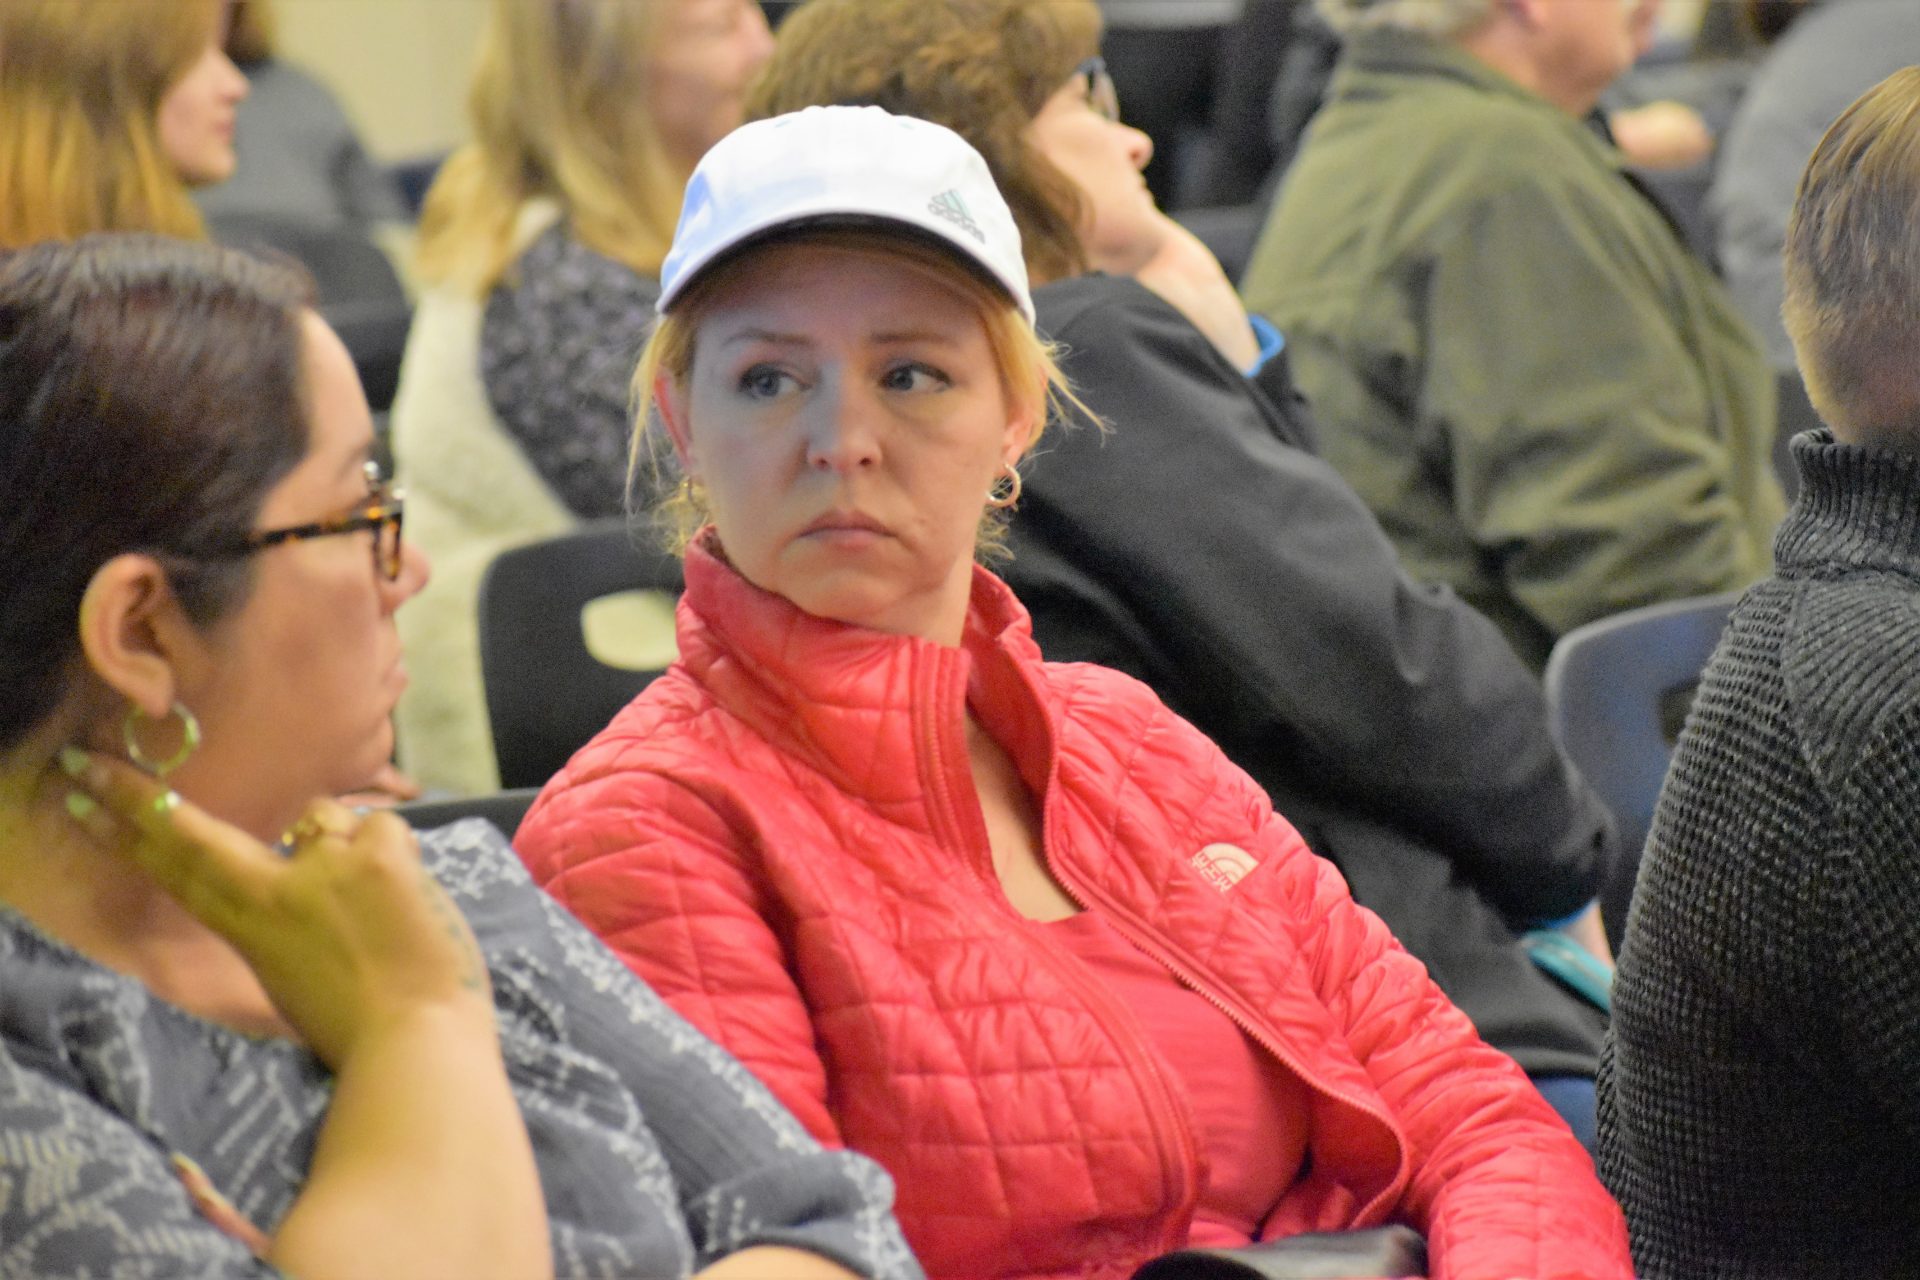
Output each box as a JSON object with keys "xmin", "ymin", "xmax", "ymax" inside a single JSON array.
[
  {"xmin": 986, "ymin": 462, "xmax": 1023, "ymax": 510},
  {"xmin": 122, "ymin": 701, "xmax": 201, "ymax": 779}
]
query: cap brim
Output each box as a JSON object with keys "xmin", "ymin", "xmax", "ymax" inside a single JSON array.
[{"xmin": 658, "ymin": 210, "xmax": 1031, "ymax": 323}]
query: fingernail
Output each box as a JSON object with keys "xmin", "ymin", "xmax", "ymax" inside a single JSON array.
[
  {"xmin": 65, "ymin": 790, "xmax": 100, "ymax": 822},
  {"xmin": 58, "ymin": 746, "xmax": 90, "ymax": 779}
]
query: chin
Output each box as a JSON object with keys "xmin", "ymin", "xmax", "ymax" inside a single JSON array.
[
  {"xmin": 327, "ymin": 724, "xmax": 398, "ymax": 797},
  {"xmin": 185, "ymin": 151, "xmax": 238, "ymax": 188}
]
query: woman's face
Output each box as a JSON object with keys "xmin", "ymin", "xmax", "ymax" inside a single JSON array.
[
  {"xmin": 156, "ymin": 41, "xmax": 249, "ymax": 186},
  {"xmin": 662, "ymin": 244, "xmax": 1032, "ymax": 648},
  {"xmin": 645, "ymin": 0, "xmax": 776, "ymax": 170},
  {"xmin": 170, "ymin": 313, "xmax": 428, "ymax": 838},
  {"xmin": 1026, "ymin": 64, "xmax": 1165, "ymax": 276}
]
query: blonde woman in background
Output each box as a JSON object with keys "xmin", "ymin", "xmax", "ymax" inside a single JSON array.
[
  {"xmin": 392, "ymin": 0, "xmax": 774, "ymax": 795},
  {"xmin": 193, "ymin": 0, "xmax": 410, "ymax": 239},
  {"xmin": 0, "ymin": 0, "xmax": 247, "ymax": 246}
]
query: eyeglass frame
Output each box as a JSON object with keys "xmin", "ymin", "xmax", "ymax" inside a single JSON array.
[
  {"xmin": 1074, "ymin": 56, "xmax": 1121, "ymax": 123},
  {"xmin": 237, "ymin": 460, "xmax": 408, "ymax": 582}
]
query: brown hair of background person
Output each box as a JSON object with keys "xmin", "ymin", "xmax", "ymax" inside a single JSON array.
[
  {"xmin": 1781, "ymin": 65, "xmax": 1920, "ymax": 450},
  {"xmin": 747, "ymin": 0, "xmax": 1100, "ymax": 285},
  {"xmin": 224, "ymin": 0, "xmax": 278, "ymax": 67},
  {"xmin": 0, "ymin": 0, "xmax": 228, "ymax": 246},
  {"xmin": 0, "ymin": 235, "xmax": 311, "ymax": 751},
  {"xmin": 1745, "ymin": 0, "xmax": 1813, "ymax": 44}
]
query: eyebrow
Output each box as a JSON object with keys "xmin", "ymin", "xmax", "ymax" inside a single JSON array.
[
  {"xmin": 717, "ymin": 326, "xmax": 964, "ymax": 349},
  {"xmin": 871, "ymin": 329, "xmax": 962, "ymax": 347},
  {"xmin": 719, "ymin": 327, "xmax": 808, "ymax": 349},
  {"xmin": 336, "ymin": 440, "xmax": 375, "ymax": 484}
]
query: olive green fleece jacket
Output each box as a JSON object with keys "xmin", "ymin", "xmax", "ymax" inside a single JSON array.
[{"xmin": 1242, "ymin": 29, "xmax": 1784, "ymax": 671}]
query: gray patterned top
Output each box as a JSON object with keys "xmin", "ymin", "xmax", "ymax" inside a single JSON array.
[
  {"xmin": 480, "ymin": 222, "xmax": 664, "ymax": 520},
  {"xmin": 0, "ymin": 819, "xmax": 920, "ymax": 1280}
]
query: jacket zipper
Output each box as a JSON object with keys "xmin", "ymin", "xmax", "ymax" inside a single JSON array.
[
  {"xmin": 1076, "ymin": 884, "xmax": 1411, "ymax": 1229},
  {"xmin": 918, "ymin": 649, "xmax": 1200, "ymax": 1257},
  {"xmin": 1021, "ymin": 879, "xmax": 1203, "ymax": 1258},
  {"xmin": 992, "ymin": 654, "xmax": 1408, "ymax": 1229}
]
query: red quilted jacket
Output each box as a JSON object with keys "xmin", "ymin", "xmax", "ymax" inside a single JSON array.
[{"xmin": 517, "ymin": 544, "xmax": 1631, "ymax": 1280}]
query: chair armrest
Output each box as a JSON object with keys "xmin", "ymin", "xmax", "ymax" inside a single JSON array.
[{"xmin": 1131, "ymin": 1226, "xmax": 1428, "ymax": 1279}]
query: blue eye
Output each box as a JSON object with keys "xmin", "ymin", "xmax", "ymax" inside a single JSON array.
[
  {"xmin": 882, "ymin": 363, "xmax": 950, "ymax": 393},
  {"xmin": 738, "ymin": 364, "xmax": 794, "ymax": 399}
]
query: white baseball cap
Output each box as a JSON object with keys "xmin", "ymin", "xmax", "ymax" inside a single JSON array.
[{"xmin": 656, "ymin": 105, "xmax": 1035, "ymax": 325}]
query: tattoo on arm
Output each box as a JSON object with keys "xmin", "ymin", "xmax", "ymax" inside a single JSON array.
[{"xmin": 420, "ymin": 867, "xmax": 486, "ymax": 992}]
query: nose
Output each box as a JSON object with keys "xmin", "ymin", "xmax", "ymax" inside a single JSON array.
[
  {"xmin": 742, "ymin": 2, "xmax": 776, "ymax": 72},
  {"xmin": 385, "ymin": 536, "xmax": 431, "ymax": 610},
  {"xmin": 804, "ymin": 379, "xmax": 882, "ymax": 475},
  {"xmin": 1120, "ymin": 121, "xmax": 1153, "ymax": 171},
  {"xmin": 219, "ymin": 49, "xmax": 250, "ymax": 104}
]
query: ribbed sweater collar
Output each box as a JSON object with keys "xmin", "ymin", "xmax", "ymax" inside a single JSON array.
[{"xmin": 1775, "ymin": 429, "xmax": 1920, "ymax": 577}]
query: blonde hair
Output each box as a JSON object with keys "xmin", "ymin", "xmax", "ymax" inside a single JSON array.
[
  {"xmin": 631, "ymin": 229, "xmax": 1083, "ymax": 561},
  {"xmin": 415, "ymin": 0, "xmax": 686, "ymax": 291},
  {"xmin": 1783, "ymin": 67, "xmax": 1920, "ymax": 446},
  {"xmin": 0, "ymin": 0, "xmax": 222, "ymax": 248}
]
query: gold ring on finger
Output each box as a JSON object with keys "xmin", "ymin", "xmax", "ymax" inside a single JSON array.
[{"xmin": 284, "ymin": 816, "xmax": 322, "ymax": 846}]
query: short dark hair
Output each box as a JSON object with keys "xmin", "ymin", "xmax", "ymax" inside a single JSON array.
[
  {"xmin": 0, "ymin": 234, "xmax": 314, "ymax": 750},
  {"xmin": 746, "ymin": 0, "xmax": 1102, "ymax": 286},
  {"xmin": 1783, "ymin": 67, "xmax": 1920, "ymax": 446}
]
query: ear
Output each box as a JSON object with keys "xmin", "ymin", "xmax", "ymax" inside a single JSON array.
[
  {"xmin": 1001, "ymin": 379, "xmax": 1044, "ymax": 468},
  {"xmin": 75, "ymin": 555, "xmax": 204, "ymax": 721},
  {"xmin": 654, "ymin": 372, "xmax": 697, "ymax": 475}
]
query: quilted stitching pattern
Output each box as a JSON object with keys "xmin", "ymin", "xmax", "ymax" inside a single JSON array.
[{"xmin": 518, "ymin": 545, "xmax": 1630, "ymax": 1280}]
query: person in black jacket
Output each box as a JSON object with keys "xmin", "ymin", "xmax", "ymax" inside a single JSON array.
[{"xmin": 749, "ymin": 0, "xmax": 1616, "ymax": 1139}]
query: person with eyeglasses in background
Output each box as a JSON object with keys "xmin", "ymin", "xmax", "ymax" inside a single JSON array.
[
  {"xmin": 1031, "ymin": 47, "xmax": 1278, "ymax": 377},
  {"xmin": 0, "ymin": 233, "xmax": 918, "ymax": 1280}
]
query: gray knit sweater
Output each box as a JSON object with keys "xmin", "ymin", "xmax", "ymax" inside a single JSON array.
[{"xmin": 1598, "ymin": 430, "xmax": 1920, "ymax": 1277}]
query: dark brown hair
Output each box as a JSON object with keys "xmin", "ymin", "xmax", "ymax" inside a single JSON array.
[
  {"xmin": 0, "ymin": 235, "xmax": 314, "ymax": 750},
  {"xmin": 745, "ymin": 0, "xmax": 1102, "ymax": 285},
  {"xmin": 1782, "ymin": 67, "xmax": 1920, "ymax": 445},
  {"xmin": 225, "ymin": 0, "xmax": 279, "ymax": 67}
]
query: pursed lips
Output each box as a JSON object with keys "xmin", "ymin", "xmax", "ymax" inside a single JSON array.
[{"xmin": 799, "ymin": 509, "xmax": 889, "ymax": 538}]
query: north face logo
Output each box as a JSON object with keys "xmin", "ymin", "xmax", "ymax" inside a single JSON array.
[
  {"xmin": 928, "ymin": 189, "xmax": 986, "ymax": 244},
  {"xmin": 1191, "ymin": 843, "xmax": 1257, "ymax": 892}
]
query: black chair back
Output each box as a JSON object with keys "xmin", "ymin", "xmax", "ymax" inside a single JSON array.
[
  {"xmin": 207, "ymin": 212, "xmax": 412, "ymax": 411},
  {"xmin": 397, "ymin": 788, "xmax": 542, "ymax": 842},
  {"xmin": 477, "ymin": 520, "xmax": 685, "ymax": 789}
]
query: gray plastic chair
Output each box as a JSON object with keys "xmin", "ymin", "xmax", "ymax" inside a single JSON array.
[{"xmin": 1543, "ymin": 591, "xmax": 1742, "ymax": 949}]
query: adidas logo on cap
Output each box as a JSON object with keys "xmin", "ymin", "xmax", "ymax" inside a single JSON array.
[{"xmin": 928, "ymin": 189, "xmax": 985, "ymax": 244}]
